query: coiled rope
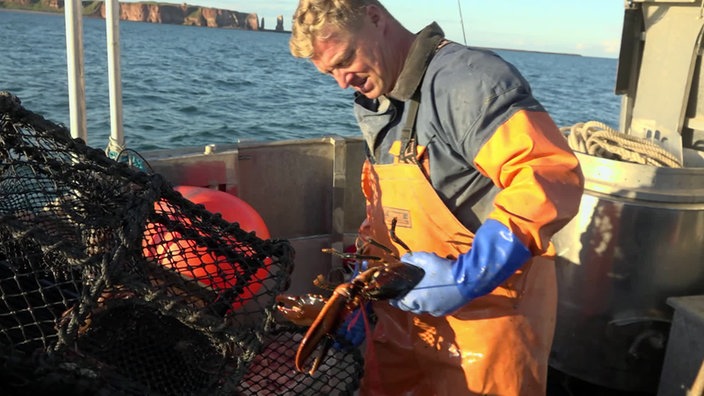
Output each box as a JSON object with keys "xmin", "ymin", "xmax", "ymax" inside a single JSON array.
[{"xmin": 560, "ymin": 121, "xmax": 682, "ymax": 168}]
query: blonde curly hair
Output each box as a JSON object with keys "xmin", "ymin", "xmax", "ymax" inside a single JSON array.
[{"xmin": 290, "ymin": 0, "xmax": 386, "ymax": 58}]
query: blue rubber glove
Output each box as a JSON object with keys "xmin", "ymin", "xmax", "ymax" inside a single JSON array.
[{"xmin": 389, "ymin": 219, "xmax": 532, "ymax": 316}]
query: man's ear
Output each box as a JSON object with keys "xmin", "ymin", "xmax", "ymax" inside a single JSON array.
[{"xmin": 365, "ymin": 4, "xmax": 385, "ymax": 29}]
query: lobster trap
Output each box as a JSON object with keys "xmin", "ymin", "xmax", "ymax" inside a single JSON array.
[
  {"xmin": 236, "ymin": 325, "xmax": 363, "ymax": 395},
  {"xmin": 0, "ymin": 92, "xmax": 363, "ymax": 395}
]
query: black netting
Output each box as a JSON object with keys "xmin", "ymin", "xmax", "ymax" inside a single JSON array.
[
  {"xmin": 236, "ymin": 326, "xmax": 364, "ymax": 396},
  {"xmin": 0, "ymin": 91, "xmax": 363, "ymax": 395}
]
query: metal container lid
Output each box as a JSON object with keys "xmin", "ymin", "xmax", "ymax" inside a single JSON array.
[{"xmin": 577, "ymin": 149, "xmax": 704, "ymax": 204}]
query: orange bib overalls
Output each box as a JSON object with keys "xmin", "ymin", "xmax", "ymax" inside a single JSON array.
[{"xmin": 358, "ymin": 147, "xmax": 557, "ymax": 395}]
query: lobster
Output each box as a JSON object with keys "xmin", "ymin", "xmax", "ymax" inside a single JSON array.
[{"xmin": 276, "ymin": 219, "xmax": 424, "ymax": 375}]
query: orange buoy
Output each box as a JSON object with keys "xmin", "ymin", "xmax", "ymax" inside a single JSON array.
[
  {"xmin": 143, "ymin": 185, "xmax": 271, "ymax": 311},
  {"xmin": 174, "ymin": 185, "xmax": 270, "ymax": 239}
]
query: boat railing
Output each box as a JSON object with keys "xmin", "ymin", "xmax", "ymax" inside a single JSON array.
[{"xmin": 64, "ymin": 0, "xmax": 124, "ymax": 159}]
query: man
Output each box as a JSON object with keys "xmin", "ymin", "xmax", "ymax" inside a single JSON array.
[{"xmin": 290, "ymin": 1, "xmax": 584, "ymax": 395}]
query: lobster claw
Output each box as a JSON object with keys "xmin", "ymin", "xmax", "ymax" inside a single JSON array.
[
  {"xmin": 275, "ymin": 294, "xmax": 328, "ymax": 327},
  {"xmin": 294, "ymin": 287, "xmax": 354, "ymax": 374},
  {"xmin": 293, "ymin": 264, "xmax": 424, "ymax": 374}
]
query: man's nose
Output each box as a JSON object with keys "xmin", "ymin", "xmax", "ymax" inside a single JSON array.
[{"xmin": 332, "ymin": 69, "xmax": 350, "ymax": 89}]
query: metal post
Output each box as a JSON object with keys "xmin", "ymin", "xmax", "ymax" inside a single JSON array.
[
  {"xmin": 105, "ymin": 0, "xmax": 125, "ymax": 158},
  {"xmin": 64, "ymin": 0, "xmax": 87, "ymax": 141},
  {"xmin": 457, "ymin": 0, "xmax": 467, "ymax": 45}
]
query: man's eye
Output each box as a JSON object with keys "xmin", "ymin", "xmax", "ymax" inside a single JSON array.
[
  {"xmin": 338, "ymin": 55, "xmax": 353, "ymax": 68},
  {"xmin": 334, "ymin": 53, "xmax": 354, "ymax": 69}
]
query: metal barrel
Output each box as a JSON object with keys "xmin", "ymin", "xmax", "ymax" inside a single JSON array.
[{"xmin": 550, "ymin": 151, "xmax": 704, "ymax": 392}]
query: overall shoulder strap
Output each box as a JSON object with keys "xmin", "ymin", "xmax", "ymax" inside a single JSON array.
[{"xmin": 398, "ymin": 39, "xmax": 451, "ymax": 164}]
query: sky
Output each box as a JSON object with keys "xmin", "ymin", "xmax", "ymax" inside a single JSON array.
[{"xmin": 150, "ymin": 0, "xmax": 625, "ymax": 58}]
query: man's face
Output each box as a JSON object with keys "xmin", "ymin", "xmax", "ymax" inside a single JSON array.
[{"xmin": 311, "ymin": 14, "xmax": 392, "ymax": 99}]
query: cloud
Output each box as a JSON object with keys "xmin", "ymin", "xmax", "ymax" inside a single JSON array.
[
  {"xmin": 572, "ymin": 40, "xmax": 619, "ymax": 58},
  {"xmin": 601, "ymin": 39, "xmax": 620, "ymax": 55}
]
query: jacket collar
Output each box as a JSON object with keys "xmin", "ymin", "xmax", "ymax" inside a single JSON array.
[{"xmin": 387, "ymin": 22, "xmax": 446, "ymax": 101}]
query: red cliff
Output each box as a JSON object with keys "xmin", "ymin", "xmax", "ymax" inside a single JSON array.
[
  {"xmin": 95, "ymin": 2, "xmax": 259, "ymax": 30},
  {"xmin": 0, "ymin": 1, "xmax": 288, "ymax": 31}
]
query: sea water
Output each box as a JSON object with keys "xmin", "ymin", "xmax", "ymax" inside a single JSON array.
[{"xmin": 1, "ymin": 10, "xmax": 621, "ymax": 151}]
